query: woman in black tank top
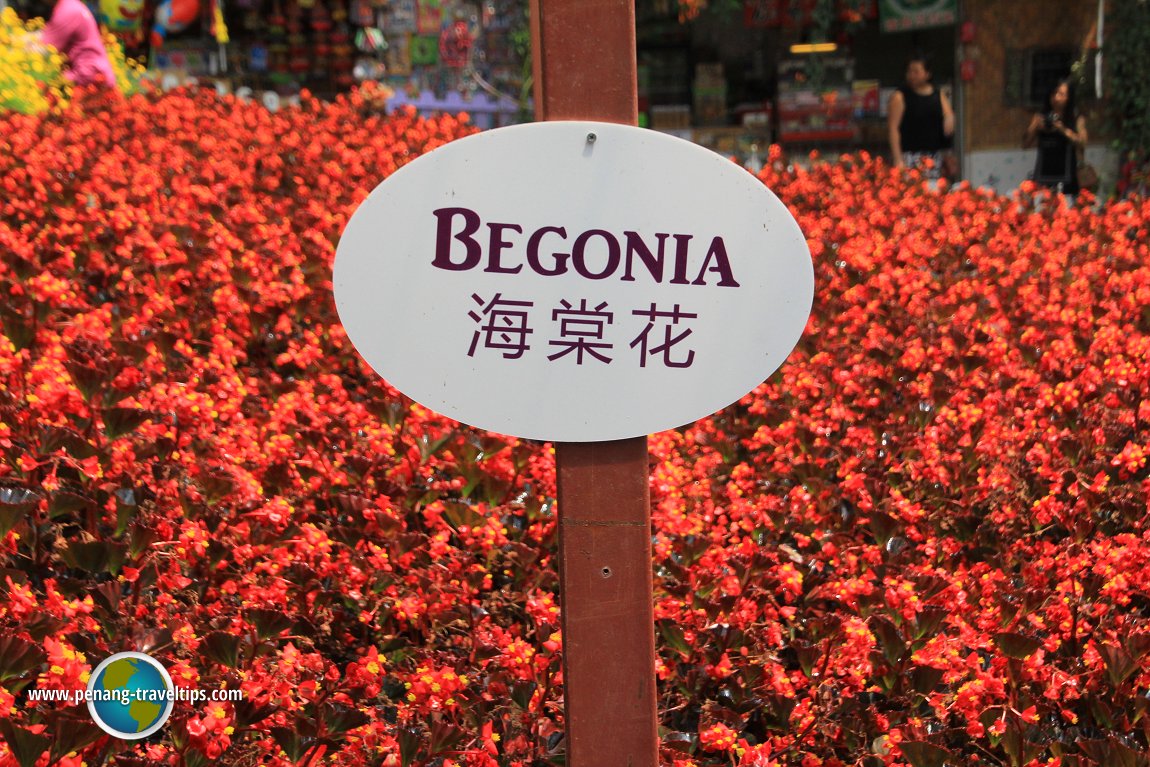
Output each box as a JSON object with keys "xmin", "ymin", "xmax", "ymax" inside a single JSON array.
[
  {"xmin": 888, "ymin": 54, "xmax": 955, "ymax": 177},
  {"xmin": 1024, "ymin": 79, "xmax": 1088, "ymax": 196}
]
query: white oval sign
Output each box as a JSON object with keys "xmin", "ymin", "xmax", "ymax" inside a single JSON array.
[{"xmin": 334, "ymin": 121, "xmax": 813, "ymax": 442}]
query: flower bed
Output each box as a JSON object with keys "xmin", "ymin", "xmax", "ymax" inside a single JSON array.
[{"xmin": 1, "ymin": 88, "xmax": 1149, "ymax": 767}]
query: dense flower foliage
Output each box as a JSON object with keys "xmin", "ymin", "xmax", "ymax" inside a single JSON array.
[
  {"xmin": 1, "ymin": 87, "xmax": 1149, "ymax": 767},
  {"xmin": 0, "ymin": 7, "xmax": 145, "ymax": 114}
]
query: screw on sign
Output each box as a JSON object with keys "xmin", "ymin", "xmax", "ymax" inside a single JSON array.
[{"xmin": 333, "ymin": 4, "xmax": 813, "ymax": 764}]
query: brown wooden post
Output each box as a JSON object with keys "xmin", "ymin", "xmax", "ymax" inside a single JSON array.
[
  {"xmin": 553, "ymin": 437, "xmax": 657, "ymax": 766},
  {"xmin": 530, "ymin": 0, "xmax": 639, "ymax": 124},
  {"xmin": 529, "ymin": 3, "xmax": 659, "ymax": 765}
]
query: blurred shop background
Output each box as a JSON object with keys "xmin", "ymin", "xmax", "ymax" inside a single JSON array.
[{"xmin": 36, "ymin": 0, "xmax": 1117, "ymax": 195}]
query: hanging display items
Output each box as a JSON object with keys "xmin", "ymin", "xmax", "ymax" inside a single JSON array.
[
  {"xmin": 355, "ymin": 25, "xmax": 386, "ymax": 52},
  {"xmin": 743, "ymin": 0, "xmax": 814, "ymax": 27},
  {"xmin": 437, "ymin": 12, "xmax": 473, "ymax": 68},
  {"xmin": 286, "ymin": 3, "xmax": 310, "ymax": 75},
  {"xmin": 387, "ymin": 0, "xmax": 417, "ymax": 30},
  {"xmin": 265, "ymin": 2, "xmax": 288, "ymax": 76},
  {"xmin": 416, "ymin": 0, "xmax": 443, "ymax": 34},
  {"xmin": 349, "ymin": 0, "xmax": 372, "ymax": 26},
  {"xmin": 744, "ymin": 0, "xmax": 877, "ymax": 28},
  {"xmin": 385, "ymin": 32, "xmax": 412, "ymax": 75},
  {"xmin": 98, "ymin": 0, "xmax": 146, "ymax": 44},
  {"xmin": 409, "ymin": 33, "xmax": 439, "ymax": 65},
  {"xmin": 331, "ymin": 0, "xmax": 356, "ymax": 86},
  {"xmin": 249, "ymin": 44, "xmax": 268, "ymax": 71},
  {"xmin": 151, "ymin": 0, "xmax": 201, "ymax": 47},
  {"xmin": 140, "ymin": 0, "xmax": 525, "ymax": 129},
  {"xmin": 210, "ymin": 0, "xmax": 229, "ymax": 45}
]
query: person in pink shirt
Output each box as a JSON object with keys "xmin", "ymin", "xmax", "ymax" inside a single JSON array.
[{"xmin": 37, "ymin": 0, "xmax": 119, "ymax": 88}]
